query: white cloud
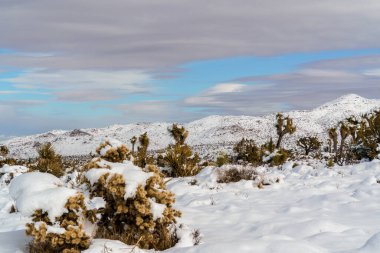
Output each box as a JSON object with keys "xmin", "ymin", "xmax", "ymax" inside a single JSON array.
[
  {"xmin": 208, "ymin": 83, "xmax": 247, "ymax": 94},
  {"xmin": 3, "ymin": 69, "xmax": 153, "ymax": 102}
]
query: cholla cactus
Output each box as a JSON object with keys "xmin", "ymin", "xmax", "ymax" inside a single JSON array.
[
  {"xmin": 165, "ymin": 124, "xmax": 200, "ymax": 177},
  {"xmin": 27, "ymin": 193, "xmax": 91, "ymax": 253},
  {"xmin": 96, "ymin": 139, "xmax": 130, "ymax": 163},
  {"xmin": 134, "ymin": 132, "xmax": 154, "ymax": 168},
  {"xmin": 84, "ymin": 150, "xmax": 181, "ymax": 250}
]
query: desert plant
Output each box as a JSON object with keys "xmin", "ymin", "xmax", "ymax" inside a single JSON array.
[
  {"xmin": 27, "ymin": 193, "xmax": 91, "ymax": 253},
  {"xmin": 217, "ymin": 167, "xmax": 258, "ymax": 183},
  {"xmin": 275, "ymin": 113, "xmax": 296, "ymax": 149},
  {"xmin": 96, "ymin": 139, "xmax": 130, "ymax": 163},
  {"xmin": 0, "ymin": 145, "xmax": 9, "ymax": 158},
  {"xmin": 233, "ymin": 138, "xmax": 262, "ymax": 165},
  {"xmin": 297, "ymin": 136, "xmax": 321, "ymax": 156},
  {"xmin": 328, "ymin": 128, "xmax": 338, "ymax": 153},
  {"xmin": 164, "ymin": 124, "xmax": 200, "ymax": 177},
  {"xmin": 216, "ymin": 152, "xmax": 230, "ymax": 167},
  {"xmin": 32, "ymin": 143, "xmax": 64, "ymax": 177},
  {"xmin": 134, "ymin": 132, "xmax": 154, "ymax": 168},
  {"xmin": 130, "ymin": 136, "xmax": 137, "ymax": 154},
  {"xmin": 262, "ymin": 148, "xmax": 290, "ymax": 166},
  {"xmin": 84, "ymin": 159, "xmax": 181, "ymax": 250}
]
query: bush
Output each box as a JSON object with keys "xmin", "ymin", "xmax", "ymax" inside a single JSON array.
[
  {"xmin": 165, "ymin": 124, "xmax": 200, "ymax": 177},
  {"xmin": 27, "ymin": 194, "xmax": 91, "ymax": 253},
  {"xmin": 96, "ymin": 139, "xmax": 130, "ymax": 163},
  {"xmin": 32, "ymin": 143, "xmax": 64, "ymax": 177},
  {"xmin": 297, "ymin": 136, "xmax": 321, "ymax": 156},
  {"xmin": 216, "ymin": 152, "xmax": 230, "ymax": 167},
  {"xmin": 233, "ymin": 138, "xmax": 262, "ymax": 165},
  {"xmin": 262, "ymin": 149, "xmax": 290, "ymax": 166},
  {"xmin": 83, "ymin": 155, "xmax": 181, "ymax": 250},
  {"xmin": 10, "ymin": 172, "xmax": 93, "ymax": 253},
  {"xmin": 0, "ymin": 145, "xmax": 9, "ymax": 158},
  {"xmin": 217, "ymin": 167, "xmax": 257, "ymax": 183}
]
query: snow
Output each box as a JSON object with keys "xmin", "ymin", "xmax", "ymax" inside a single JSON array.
[
  {"xmin": 98, "ymin": 138, "xmax": 124, "ymax": 156},
  {"xmin": 148, "ymin": 198, "xmax": 166, "ymax": 220},
  {"xmin": 9, "ymin": 172, "xmax": 77, "ymax": 221},
  {"xmin": 85, "ymin": 160, "xmax": 153, "ymax": 199},
  {"xmin": 1, "ymin": 160, "xmax": 380, "ymax": 252}
]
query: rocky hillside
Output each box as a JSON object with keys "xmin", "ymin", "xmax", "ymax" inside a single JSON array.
[{"xmin": 3, "ymin": 94, "xmax": 380, "ymax": 159}]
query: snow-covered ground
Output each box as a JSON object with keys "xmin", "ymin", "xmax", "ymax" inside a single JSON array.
[
  {"xmin": 3, "ymin": 94, "xmax": 380, "ymax": 159},
  {"xmin": 1, "ymin": 160, "xmax": 380, "ymax": 252}
]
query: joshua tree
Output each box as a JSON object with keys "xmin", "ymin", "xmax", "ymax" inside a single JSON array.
[
  {"xmin": 297, "ymin": 136, "xmax": 321, "ymax": 156},
  {"xmin": 328, "ymin": 127, "xmax": 338, "ymax": 153},
  {"xmin": 130, "ymin": 136, "xmax": 137, "ymax": 154},
  {"xmin": 275, "ymin": 113, "xmax": 296, "ymax": 149}
]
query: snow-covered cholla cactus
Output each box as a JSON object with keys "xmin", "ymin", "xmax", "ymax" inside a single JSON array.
[
  {"xmin": 9, "ymin": 172, "xmax": 93, "ymax": 253},
  {"xmin": 83, "ymin": 141, "xmax": 181, "ymax": 250},
  {"xmin": 96, "ymin": 139, "xmax": 130, "ymax": 163}
]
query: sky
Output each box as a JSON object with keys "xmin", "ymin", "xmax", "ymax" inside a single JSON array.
[{"xmin": 1, "ymin": 0, "xmax": 380, "ymax": 137}]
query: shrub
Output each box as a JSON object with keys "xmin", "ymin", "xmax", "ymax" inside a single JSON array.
[
  {"xmin": 32, "ymin": 143, "xmax": 64, "ymax": 177},
  {"xmin": 217, "ymin": 167, "xmax": 257, "ymax": 183},
  {"xmin": 96, "ymin": 139, "xmax": 130, "ymax": 163},
  {"xmin": 233, "ymin": 138, "xmax": 262, "ymax": 165},
  {"xmin": 0, "ymin": 145, "xmax": 9, "ymax": 158},
  {"xmin": 10, "ymin": 172, "xmax": 93, "ymax": 253},
  {"xmin": 215, "ymin": 152, "xmax": 230, "ymax": 167},
  {"xmin": 83, "ymin": 159, "xmax": 181, "ymax": 250},
  {"xmin": 297, "ymin": 136, "xmax": 321, "ymax": 156},
  {"xmin": 165, "ymin": 124, "xmax": 200, "ymax": 177},
  {"xmin": 262, "ymin": 148, "xmax": 290, "ymax": 166},
  {"xmin": 27, "ymin": 194, "xmax": 91, "ymax": 253}
]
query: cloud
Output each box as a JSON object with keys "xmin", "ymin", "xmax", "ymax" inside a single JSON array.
[
  {"xmin": 184, "ymin": 55, "xmax": 380, "ymax": 115},
  {"xmin": 1, "ymin": 0, "xmax": 380, "ymax": 70},
  {"xmin": 3, "ymin": 69, "xmax": 152, "ymax": 102}
]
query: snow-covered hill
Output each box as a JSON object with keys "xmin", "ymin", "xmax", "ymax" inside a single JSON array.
[{"xmin": 3, "ymin": 94, "xmax": 380, "ymax": 159}]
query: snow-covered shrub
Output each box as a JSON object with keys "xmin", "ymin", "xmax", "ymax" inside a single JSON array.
[
  {"xmin": 32, "ymin": 143, "xmax": 65, "ymax": 177},
  {"xmin": 9, "ymin": 172, "xmax": 93, "ymax": 253},
  {"xmin": 217, "ymin": 166, "xmax": 258, "ymax": 183},
  {"xmin": 96, "ymin": 139, "xmax": 130, "ymax": 163},
  {"xmin": 83, "ymin": 159, "xmax": 181, "ymax": 250},
  {"xmin": 165, "ymin": 124, "xmax": 201, "ymax": 177},
  {"xmin": 263, "ymin": 149, "xmax": 290, "ymax": 166}
]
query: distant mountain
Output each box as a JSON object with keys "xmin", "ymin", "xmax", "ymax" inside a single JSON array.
[{"xmin": 3, "ymin": 94, "xmax": 380, "ymax": 159}]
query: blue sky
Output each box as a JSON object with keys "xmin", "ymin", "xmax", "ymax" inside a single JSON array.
[{"xmin": 1, "ymin": 0, "xmax": 380, "ymax": 136}]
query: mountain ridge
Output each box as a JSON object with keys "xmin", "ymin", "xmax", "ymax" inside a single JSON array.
[{"xmin": 3, "ymin": 94, "xmax": 380, "ymax": 159}]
